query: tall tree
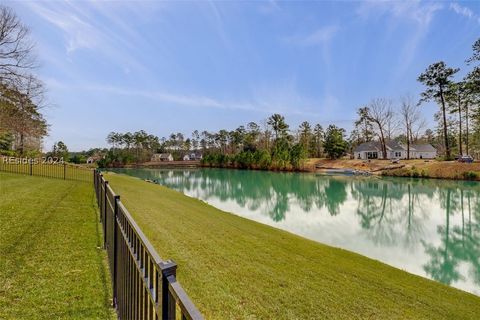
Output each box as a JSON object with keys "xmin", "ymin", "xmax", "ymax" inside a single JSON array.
[
  {"xmin": 354, "ymin": 106, "xmax": 374, "ymax": 143},
  {"xmin": 366, "ymin": 99, "xmax": 393, "ymax": 159},
  {"xmin": 267, "ymin": 114, "xmax": 289, "ymax": 142},
  {"xmin": 399, "ymin": 95, "xmax": 423, "ymax": 159},
  {"xmin": 324, "ymin": 125, "xmax": 347, "ymax": 159},
  {"xmin": 312, "ymin": 124, "xmax": 324, "ymax": 157},
  {"xmin": 464, "ymin": 67, "xmax": 480, "ymax": 156},
  {"xmin": 446, "ymin": 81, "xmax": 468, "ymax": 155},
  {"xmin": 418, "ymin": 61, "xmax": 459, "ymax": 159},
  {"xmin": 298, "ymin": 121, "xmax": 312, "ymax": 154}
]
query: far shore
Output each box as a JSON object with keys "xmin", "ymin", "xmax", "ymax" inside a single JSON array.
[{"xmin": 119, "ymin": 158, "xmax": 480, "ymax": 181}]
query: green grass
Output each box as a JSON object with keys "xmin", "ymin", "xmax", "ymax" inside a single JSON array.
[
  {"xmin": 104, "ymin": 172, "xmax": 480, "ymax": 320},
  {"xmin": 0, "ymin": 172, "xmax": 115, "ymax": 319}
]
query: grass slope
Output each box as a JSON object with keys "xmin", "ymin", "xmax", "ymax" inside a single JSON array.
[
  {"xmin": 104, "ymin": 172, "xmax": 480, "ymax": 320},
  {"xmin": 0, "ymin": 173, "xmax": 115, "ymax": 319}
]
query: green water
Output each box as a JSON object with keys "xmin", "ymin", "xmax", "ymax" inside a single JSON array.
[{"xmin": 112, "ymin": 168, "xmax": 480, "ymax": 295}]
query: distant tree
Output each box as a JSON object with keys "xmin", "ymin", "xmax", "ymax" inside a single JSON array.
[
  {"xmin": 191, "ymin": 130, "xmax": 200, "ymax": 150},
  {"xmin": 324, "ymin": 125, "xmax": 347, "ymax": 159},
  {"xmin": 122, "ymin": 132, "xmax": 134, "ymax": 150},
  {"xmin": 399, "ymin": 95, "xmax": 424, "ymax": 159},
  {"xmin": 312, "ymin": 124, "xmax": 324, "ymax": 157},
  {"xmin": 464, "ymin": 67, "xmax": 480, "ymax": 155},
  {"xmin": 298, "ymin": 121, "xmax": 312, "ymax": 155},
  {"xmin": 107, "ymin": 131, "xmax": 122, "ymax": 150},
  {"xmin": 51, "ymin": 141, "xmax": 69, "ymax": 160},
  {"xmin": 424, "ymin": 129, "xmax": 435, "ymax": 144},
  {"xmin": 354, "ymin": 106, "xmax": 374, "ymax": 143},
  {"xmin": 267, "ymin": 113, "xmax": 289, "ymax": 141},
  {"xmin": 446, "ymin": 81, "xmax": 468, "ymax": 155},
  {"xmin": 244, "ymin": 122, "xmax": 260, "ymax": 151},
  {"xmin": 418, "ymin": 61, "xmax": 459, "ymax": 159},
  {"xmin": 366, "ymin": 98, "xmax": 393, "ymax": 159}
]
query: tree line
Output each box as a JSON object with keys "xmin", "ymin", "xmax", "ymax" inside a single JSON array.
[
  {"xmin": 0, "ymin": 6, "xmax": 48, "ymax": 156},
  {"xmin": 101, "ymin": 116, "xmax": 349, "ymax": 169}
]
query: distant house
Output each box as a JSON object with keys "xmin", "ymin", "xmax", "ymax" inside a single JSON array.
[
  {"xmin": 190, "ymin": 152, "xmax": 203, "ymax": 161},
  {"xmin": 151, "ymin": 153, "xmax": 173, "ymax": 162},
  {"xmin": 354, "ymin": 141, "xmax": 436, "ymax": 160},
  {"xmin": 86, "ymin": 155, "xmax": 103, "ymax": 164},
  {"xmin": 183, "ymin": 154, "xmax": 190, "ymax": 161}
]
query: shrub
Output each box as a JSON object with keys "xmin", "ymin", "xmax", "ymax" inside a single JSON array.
[{"xmin": 463, "ymin": 171, "xmax": 479, "ymax": 180}]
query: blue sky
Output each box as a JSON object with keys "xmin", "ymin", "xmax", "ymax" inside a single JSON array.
[{"xmin": 7, "ymin": 0, "xmax": 480, "ymax": 151}]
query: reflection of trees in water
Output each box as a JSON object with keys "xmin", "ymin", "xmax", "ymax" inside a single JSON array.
[
  {"xmin": 351, "ymin": 179, "xmax": 433, "ymax": 249},
  {"xmin": 122, "ymin": 169, "xmax": 349, "ymax": 221},
  {"xmin": 422, "ymin": 185, "xmax": 480, "ymax": 288}
]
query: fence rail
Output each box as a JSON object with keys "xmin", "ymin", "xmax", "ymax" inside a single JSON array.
[
  {"xmin": 0, "ymin": 158, "xmax": 93, "ymax": 182},
  {"xmin": 94, "ymin": 170, "xmax": 203, "ymax": 320}
]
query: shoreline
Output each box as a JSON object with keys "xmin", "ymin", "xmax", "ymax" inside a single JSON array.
[{"xmin": 110, "ymin": 158, "xmax": 480, "ymax": 181}]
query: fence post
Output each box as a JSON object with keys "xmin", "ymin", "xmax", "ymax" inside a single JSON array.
[
  {"xmin": 63, "ymin": 163, "xmax": 66, "ymax": 180},
  {"xmin": 103, "ymin": 180, "xmax": 109, "ymax": 248},
  {"xmin": 160, "ymin": 260, "xmax": 177, "ymax": 320},
  {"xmin": 112, "ymin": 194, "xmax": 120, "ymax": 308},
  {"xmin": 29, "ymin": 161, "xmax": 33, "ymax": 176}
]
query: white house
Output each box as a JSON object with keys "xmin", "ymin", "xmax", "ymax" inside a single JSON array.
[
  {"xmin": 183, "ymin": 154, "xmax": 190, "ymax": 161},
  {"xmin": 354, "ymin": 141, "xmax": 436, "ymax": 160},
  {"xmin": 151, "ymin": 153, "xmax": 173, "ymax": 162}
]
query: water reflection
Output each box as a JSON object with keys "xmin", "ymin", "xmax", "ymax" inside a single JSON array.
[{"xmin": 112, "ymin": 168, "xmax": 480, "ymax": 295}]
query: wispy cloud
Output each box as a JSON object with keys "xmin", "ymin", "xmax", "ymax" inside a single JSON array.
[
  {"xmin": 284, "ymin": 25, "xmax": 338, "ymax": 47},
  {"xmin": 450, "ymin": 2, "xmax": 480, "ymax": 24},
  {"xmin": 356, "ymin": 0, "xmax": 442, "ymax": 26},
  {"xmin": 22, "ymin": 1, "xmax": 154, "ymax": 75},
  {"xmin": 45, "ymin": 78, "xmax": 324, "ymax": 117},
  {"xmin": 357, "ymin": 1, "xmax": 442, "ymax": 77}
]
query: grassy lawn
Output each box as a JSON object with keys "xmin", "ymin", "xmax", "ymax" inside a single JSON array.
[
  {"xmin": 105, "ymin": 172, "xmax": 480, "ymax": 320},
  {"xmin": 0, "ymin": 172, "xmax": 115, "ymax": 319}
]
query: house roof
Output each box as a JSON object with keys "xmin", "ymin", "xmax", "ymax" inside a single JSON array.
[
  {"xmin": 411, "ymin": 144, "xmax": 436, "ymax": 152},
  {"xmin": 354, "ymin": 141, "xmax": 383, "ymax": 152},
  {"xmin": 354, "ymin": 141, "xmax": 436, "ymax": 153}
]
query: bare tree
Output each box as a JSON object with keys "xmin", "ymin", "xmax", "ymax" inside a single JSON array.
[
  {"xmin": 399, "ymin": 95, "xmax": 424, "ymax": 159},
  {"xmin": 367, "ymin": 98, "xmax": 393, "ymax": 159},
  {"xmin": 0, "ymin": 5, "xmax": 37, "ymax": 86}
]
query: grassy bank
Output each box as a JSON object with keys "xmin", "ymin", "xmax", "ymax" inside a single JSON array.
[
  {"xmin": 104, "ymin": 172, "xmax": 480, "ymax": 320},
  {"xmin": 0, "ymin": 173, "xmax": 114, "ymax": 319},
  {"xmin": 315, "ymin": 159, "xmax": 480, "ymax": 181}
]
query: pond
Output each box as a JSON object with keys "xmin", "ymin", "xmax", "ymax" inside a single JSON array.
[{"xmin": 111, "ymin": 168, "xmax": 480, "ymax": 296}]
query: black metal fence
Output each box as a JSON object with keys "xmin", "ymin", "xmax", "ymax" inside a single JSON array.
[
  {"xmin": 94, "ymin": 170, "xmax": 203, "ymax": 320},
  {"xmin": 0, "ymin": 159, "xmax": 92, "ymax": 182}
]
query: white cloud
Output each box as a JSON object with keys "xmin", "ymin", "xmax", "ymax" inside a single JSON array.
[
  {"xmin": 44, "ymin": 78, "xmax": 325, "ymax": 117},
  {"xmin": 450, "ymin": 2, "xmax": 480, "ymax": 24},
  {"xmin": 22, "ymin": 1, "xmax": 151, "ymax": 74},
  {"xmin": 284, "ymin": 25, "xmax": 338, "ymax": 47}
]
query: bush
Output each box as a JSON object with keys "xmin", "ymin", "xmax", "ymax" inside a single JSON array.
[
  {"xmin": 411, "ymin": 169, "xmax": 420, "ymax": 178},
  {"xmin": 254, "ymin": 150, "xmax": 272, "ymax": 170},
  {"xmin": 463, "ymin": 171, "xmax": 479, "ymax": 180}
]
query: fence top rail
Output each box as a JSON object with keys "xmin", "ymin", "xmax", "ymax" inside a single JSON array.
[
  {"xmin": 169, "ymin": 279, "xmax": 205, "ymax": 320},
  {"xmin": 105, "ymin": 183, "xmax": 116, "ymax": 199}
]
